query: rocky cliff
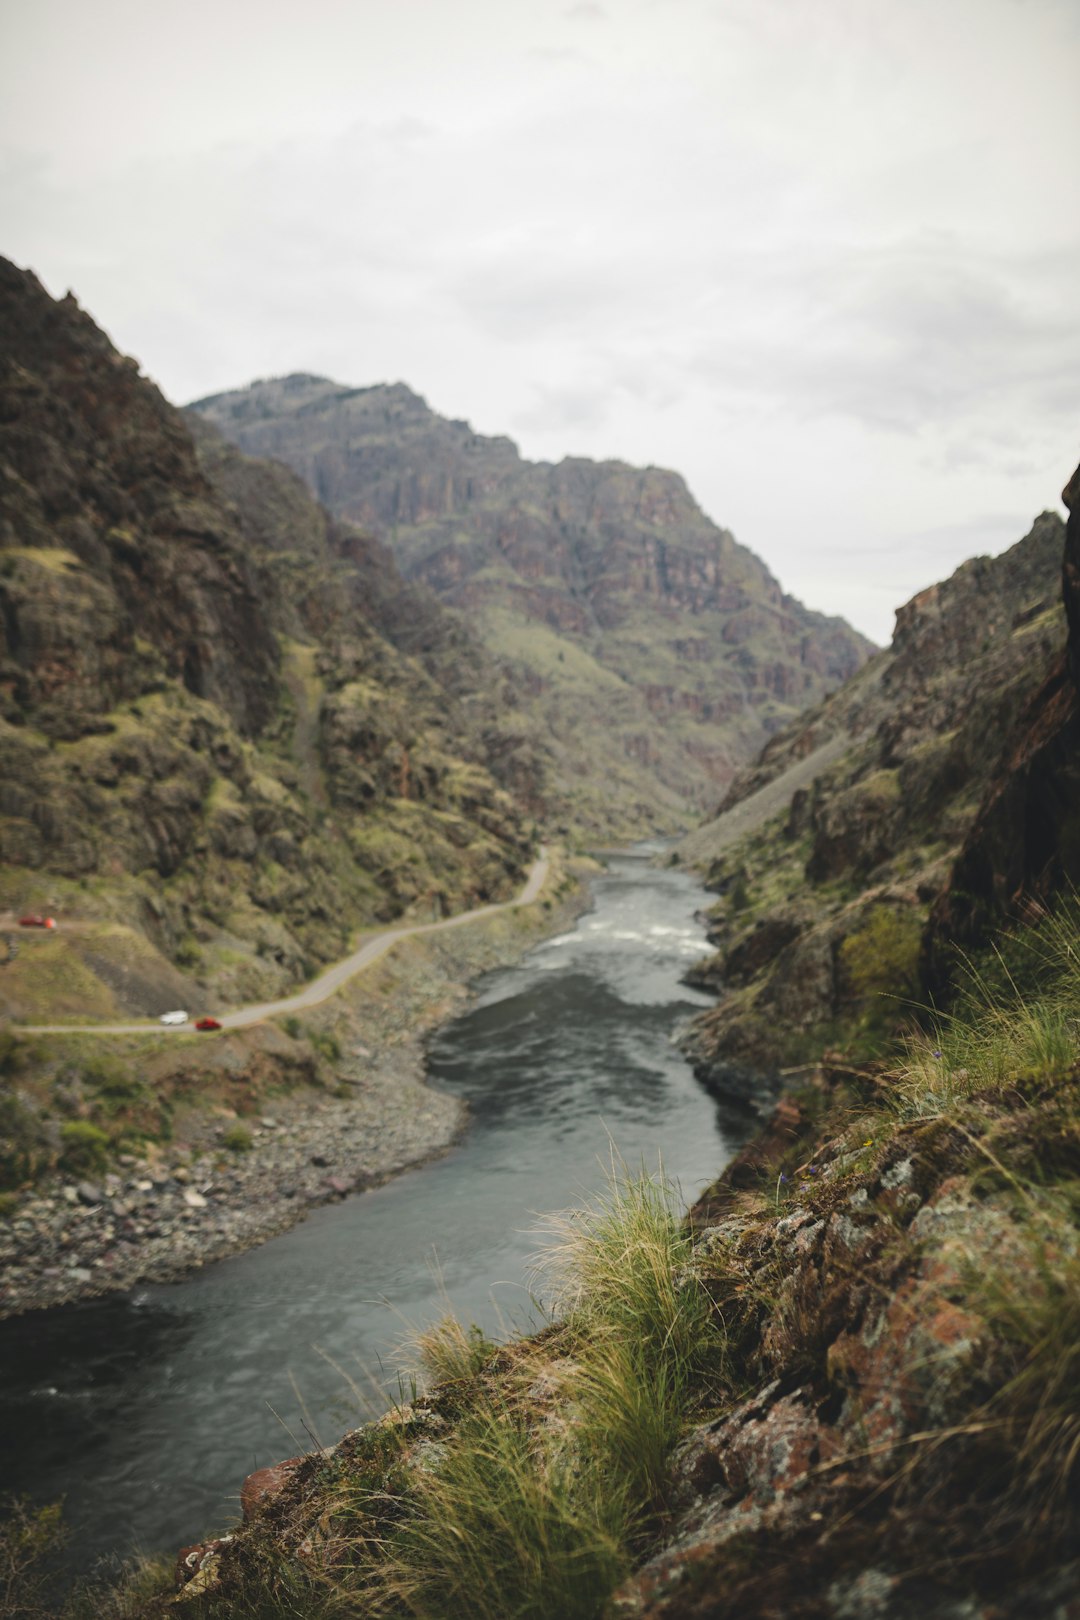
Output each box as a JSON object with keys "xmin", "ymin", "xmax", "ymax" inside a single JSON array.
[
  {"xmin": 926, "ymin": 463, "xmax": 1080, "ymax": 982},
  {"xmin": 121, "ymin": 467, "xmax": 1080, "ymax": 1620},
  {"xmin": 0, "ymin": 259, "xmax": 531, "ymax": 1030},
  {"xmin": 676, "ymin": 507, "xmax": 1066, "ymax": 1109},
  {"xmin": 190, "ymin": 375, "xmax": 874, "ymax": 838}
]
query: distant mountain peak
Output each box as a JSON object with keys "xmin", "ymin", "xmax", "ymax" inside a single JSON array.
[{"xmin": 191, "ymin": 376, "xmax": 873, "ymax": 835}]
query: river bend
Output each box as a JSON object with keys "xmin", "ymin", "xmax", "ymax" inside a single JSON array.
[{"xmin": 0, "ymin": 848, "xmax": 737, "ymax": 1571}]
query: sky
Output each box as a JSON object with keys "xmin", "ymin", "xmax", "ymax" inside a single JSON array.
[{"xmin": 2, "ymin": 0, "xmax": 1077, "ymax": 645}]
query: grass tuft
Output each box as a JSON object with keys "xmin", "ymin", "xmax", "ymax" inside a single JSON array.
[
  {"xmin": 342, "ymin": 1163, "xmax": 721, "ymax": 1620},
  {"xmin": 413, "ymin": 1317, "xmax": 497, "ymax": 1387},
  {"xmin": 895, "ymin": 899, "xmax": 1080, "ymax": 1118},
  {"xmin": 976, "ymin": 1248, "xmax": 1080, "ymax": 1541}
]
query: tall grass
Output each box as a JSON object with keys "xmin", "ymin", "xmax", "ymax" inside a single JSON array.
[
  {"xmin": 895, "ymin": 898, "xmax": 1080, "ymax": 1117},
  {"xmin": 975, "ymin": 1250, "xmax": 1080, "ymax": 1540},
  {"xmin": 377, "ymin": 1405, "xmax": 630, "ymax": 1620},
  {"xmin": 361, "ymin": 1162, "xmax": 721, "ymax": 1620}
]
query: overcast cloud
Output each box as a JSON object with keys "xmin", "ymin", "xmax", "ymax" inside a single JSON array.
[{"xmin": 2, "ymin": 0, "xmax": 1077, "ymax": 642}]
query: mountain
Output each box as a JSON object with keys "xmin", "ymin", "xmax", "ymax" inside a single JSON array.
[
  {"xmin": 189, "ymin": 375, "xmax": 874, "ymax": 838},
  {"xmin": 927, "ymin": 461, "xmax": 1080, "ymax": 979},
  {"xmin": 675, "ymin": 506, "xmax": 1067, "ymax": 1108},
  {"xmin": 122, "ymin": 462, "xmax": 1080, "ymax": 1620},
  {"xmin": 0, "ymin": 260, "xmax": 531, "ymax": 1023}
]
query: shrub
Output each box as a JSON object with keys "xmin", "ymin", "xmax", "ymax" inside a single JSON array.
[
  {"xmin": 82, "ymin": 1057, "xmax": 144, "ymax": 1116},
  {"xmin": 840, "ymin": 904, "xmax": 923, "ymax": 1004},
  {"xmin": 222, "ymin": 1124, "xmax": 253, "ymax": 1153},
  {"xmin": 58, "ymin": 1121, "xmax": 110, "ymax": 1178},
  {"xmin": 311, "ymin": 1029, "xmax": 341, "ymax": 1063},
  {"xmin": 0, "ymin": 1495, "xmax": 65, "ymax": 1620},
  {"xmin": 0, "ymin": 1092, "xmax": 52, "ymax": 1190}
]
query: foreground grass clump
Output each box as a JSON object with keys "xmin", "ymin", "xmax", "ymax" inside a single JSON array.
[
  {"xmin": 190, "ymin": 1166, "xmax": 724, "ymax": 1620},
  {"xmin": 361, "ymin": 1167, "xmax": 722, "ymax": 1620},
  {"xmin": 974, "ymin": 1249, "xmax": 1080, "ymax": 1542},
  {"xmin": 896, "ymin": 897, "xmax": 1080, "ymax": 1117},
  {"xmin": 0, "ymin": 1496, "xmax": 173, "ymax": 1620}
]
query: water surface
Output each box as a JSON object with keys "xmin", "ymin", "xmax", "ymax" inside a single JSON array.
[{"xmin": 0, "ymin": 849, "xmax": 737, "ymax": 1568}]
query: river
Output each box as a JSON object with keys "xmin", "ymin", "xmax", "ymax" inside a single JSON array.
[{"xmin": 0, "ymin": 848, "xmax": 739, "ymax": 1573}]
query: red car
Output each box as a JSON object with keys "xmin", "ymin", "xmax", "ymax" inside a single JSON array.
[
  {"xmin": 18, "ymin": 915, "xmax": 56, "ymax": 928},
  {"xmin": 195, "ymin": 1017, "xmax": 222, "ymax": 1032}
]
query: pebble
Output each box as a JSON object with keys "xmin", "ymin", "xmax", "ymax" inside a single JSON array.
[{"xmin": 0, "ymin": 873, "xmax": 586, "ymax": 1322}]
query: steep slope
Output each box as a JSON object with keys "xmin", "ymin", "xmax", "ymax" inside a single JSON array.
[
  {"xmin": 676, "ymin": 508, "xmax": 1066, "ymax": 1108},
  {"xmin": 0, "ymin": 260, "xmax": 530, "ymax": 1026},
  {"xmin": 927, "ymin": 461, "xmax": 1080, "ymax": 981},
  {"xmin": 112, "ymin": 471, "xmax": 1080, "ymax": 1620},
  {"xmin": 190, "ymin": 375, "xmax": 874, "ymax": 837}
]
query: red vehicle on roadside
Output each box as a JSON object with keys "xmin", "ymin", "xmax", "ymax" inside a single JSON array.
[
  {"xmin": 18, "ymin": 915, "xmax": 56, "ymax": 929},
  {"xmin": 195, "ymin": 1017, "xmax": 222, "ymax": 1032}
]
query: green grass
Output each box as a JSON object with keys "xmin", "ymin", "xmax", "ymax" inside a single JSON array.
[
  {"xmin": 222, "ymin": 1125, "xmax": 254, "ymax": 1154},
  {"xmin": 357, "ymin": 1163, "xmax": 722, "ymax": 1619},
  {"xmin": 413, "ymin": 1317, "xmax": 497, "ymax": 1386},
  {"xmin": 955, "ymin": 1244, "xmax": 1080, "ymax": 1549},
  {"xmin": 57, "ymin": 1121, "xmax": 110, "ymax": 1177},
  {"xmin": 895, "ymin": 899, "xmax": 1080, "ymax": 1118},
  {"xmin": 197, "ymin": 1164, "xmax": 723, "ymax": 1620}
]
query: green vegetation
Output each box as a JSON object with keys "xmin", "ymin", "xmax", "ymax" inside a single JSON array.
[
  {"xmin": 0, "ymin": 1033, "xmax": 51, "ymax": 1189},
  {"xmin": 968, "ymin": 1249, "xmax": 1080, "ymax": 1545},
  {"xmin": 896, "ymin": 898, "xmax": 1080, "ymax": 1118},
  {"xmin": 371, "ymin": 1167, "xmax": 723, "ymax": 1618},
  {"xmin": 57, "ymin": 1121, "xmax": 110, "ymax": 1177},
  {"xmin": 189, "ymin": 1166, "xmax": 726, "ymax": 1620},
  {"xmin": 221, "ymin": 1125, "xmax": 254, "ymax": 1154},
  {"xmin": 838, "ymin": 902, "xmax": 924, "ymax": 1047},
  {"xmin": 0, "ymin": 1496, "xmax": 173, "ymax": 1620},
  {"xmin": 413, "ymin": 1317, "xmax": 496, "ymax": 1386}
]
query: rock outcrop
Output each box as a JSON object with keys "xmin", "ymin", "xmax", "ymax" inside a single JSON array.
[
  {"xmin": 0, "ymin": 259, "xmax": 533, "ymax": 1034},
  {"xmin": 678, "ymin": 508, "xmax": 1067, "ymax": 1108},
  {"xmin": 926, "ymin": 461, "xmax": 1080, "ymax": 985},
  {"xmin": 148, "ymin": 1050, "xmax": 1080, "ymax": 1620},
  {"xmin": 190, "ymin": 375, "xmax": 874, "ymax": 837}
]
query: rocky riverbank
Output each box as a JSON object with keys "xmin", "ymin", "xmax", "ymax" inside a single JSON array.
[{"xmin": 0, "ymin": 853, "xmax": 592, "ymax": 1319}]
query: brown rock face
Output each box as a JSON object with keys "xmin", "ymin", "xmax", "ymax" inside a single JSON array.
[
  {"xmin": 240, "ymin": 1456, "xmax": 306, "ymax": 1521},
  {"xmin": 190, "ymin": 375, "xmax": 874, "ymax": 836},
  {"xmin": 926, "ymin": 460, "xmax": 1080, "ymax": 986},
  {"xmin": 0, "ymin": 259, "xmax": 532, "ymax": 1014},
  {"xmin": 679, "ymin": 507, "xmax": 1067, "ymax": 1106},
  {"xmin": 0, "ymin": 261, "xmax": 279, "ymax": 739}
]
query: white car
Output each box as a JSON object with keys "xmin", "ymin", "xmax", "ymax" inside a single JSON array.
[{"xmin": 159, "ymin": 1010, "xmax": 189, "ymax": 1026}]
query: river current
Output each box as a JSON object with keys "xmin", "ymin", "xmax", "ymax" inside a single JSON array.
[{"xmin": 0, "ymin": 848, "xmax": 738, "ymax": 1571}]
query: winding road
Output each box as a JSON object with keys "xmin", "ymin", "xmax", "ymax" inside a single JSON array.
[{"xmin": 18, "ymin": 848, "xmax": 550, "ymax": 1037}]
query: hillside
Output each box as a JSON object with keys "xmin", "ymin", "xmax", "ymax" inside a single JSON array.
[
  {"xmin": 90, "ymin": 459, "xmax": 1080, "ymax": 1620},
  {"xmin": 676, "ymin": 507, "xmax": 1067, "ymax": 1109},
  {"xmin": 190, "ymin": 375, "xmax": 874, "ymax": 838},
  {"xmin": 0, "ymin": 259, "xmax": 532, "ymax": 1029}
]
